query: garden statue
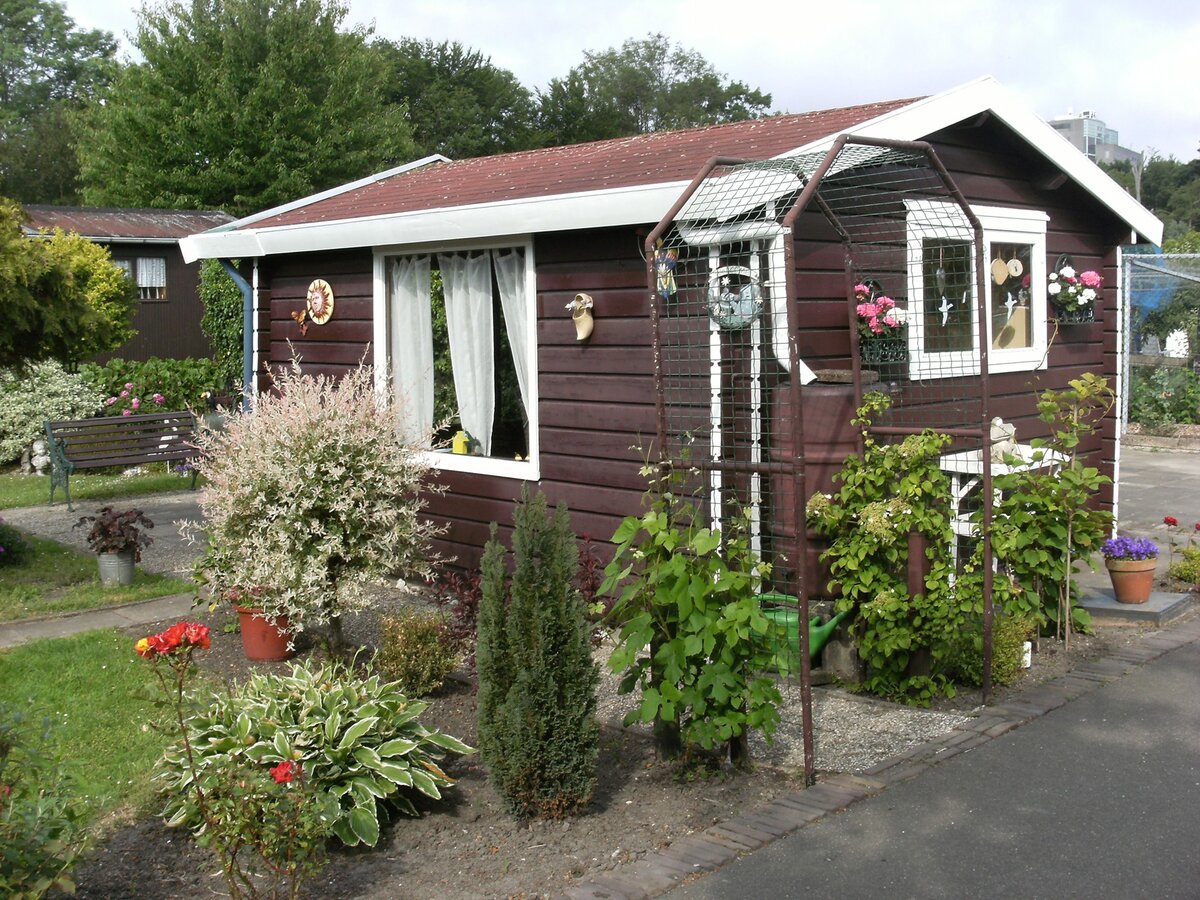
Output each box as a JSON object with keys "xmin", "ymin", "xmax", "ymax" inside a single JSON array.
[{"xmin": 990, "ymin": 417, "xmax": 1017, "ymax": 462}]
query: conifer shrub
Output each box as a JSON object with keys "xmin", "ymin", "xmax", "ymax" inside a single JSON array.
[
  {"xmin": 376, "ymin": 610, "xmax": 459, "ymax": 696},
  {"xmin": 476, "ymin": 490, "xmax": 599, "ymax": 818}
]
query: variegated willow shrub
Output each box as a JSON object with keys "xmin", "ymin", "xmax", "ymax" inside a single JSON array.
[
  {"xmin": 157, "ymin": 657, "xmax": 473, "ymax": 850},
  {"xmin": 188, "ymin": 359, "xmax": 444, "ymax": 649}
]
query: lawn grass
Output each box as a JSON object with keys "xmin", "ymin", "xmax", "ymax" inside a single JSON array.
[
  {"xmin": 0, "ymin": 532, "xmax": 193, "ymax": 622},
  {"xmin": 0, "ymin": 468, "xmax": 202, "ymax": 511},
  {"xmin": 0, "ymin": 629, "xmax": 172, "ymax": 821}
]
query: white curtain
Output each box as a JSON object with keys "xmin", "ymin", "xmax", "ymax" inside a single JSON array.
[
  {"xmin": 389, "ymin": 255, "xmax": 434, "ymax": 445},
  {"xmin": 491, "ymin": 249, "xmax": 530, "ymax": 418},
  {"xmin": 137, "ymin": 257, "xmax": 166, "ymax": 288},
  {"xmin": 439, "ymin": 251, "xmax": 495, "ymax": 455}
]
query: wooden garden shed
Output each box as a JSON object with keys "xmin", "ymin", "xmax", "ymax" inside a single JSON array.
[
  {"xmin": 23, "ymin": 205, "xmax": 234, "ymax": 363},
  {"xmin": 180, "ymin": 77, "xmax": 1162, "ymax": 570}
]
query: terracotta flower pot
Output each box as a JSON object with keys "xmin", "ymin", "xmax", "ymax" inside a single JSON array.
[
  {"xmin": 233, "ymin": 605, "xmax": 294, "ymax": 661},
  {"xmin": 1105, "ymin": 557, "xmax": 1157, "ymax": 604}
]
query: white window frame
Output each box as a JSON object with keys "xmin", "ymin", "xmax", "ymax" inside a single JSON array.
[
  {"xmin": 905, "ymin": 201, "xmax": 1049, "ymax": 380},
  {"xmin": 372, "ymin": 237, "xmax": 540, "ymax": 482}
]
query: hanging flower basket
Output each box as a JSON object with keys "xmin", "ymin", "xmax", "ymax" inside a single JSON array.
[
  {"xmin": 861, "ymin": 336, "xmax": 910, "ymax": 365},
  {"xmin": 1053, "ymin": 304, "xmax": 1095, "ymax": 324}
]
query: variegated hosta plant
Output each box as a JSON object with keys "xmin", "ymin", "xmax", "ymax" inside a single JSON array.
[{"xmin": 157, "ymin": 658, "xmax": 473, "ymax": 847}]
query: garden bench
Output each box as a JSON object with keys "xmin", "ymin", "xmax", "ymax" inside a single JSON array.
[{"xmin": 44, "ymin": 411, "xmax": 199, "ymax": 510}]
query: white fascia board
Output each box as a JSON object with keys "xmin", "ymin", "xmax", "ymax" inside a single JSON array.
[
  {"xmin": 780, "ymin": 77, "xmax": 1163, "ymax": 245},
  {"xmin": 185, "ymin": 180, "xmax": 689, "ymax": 261}
]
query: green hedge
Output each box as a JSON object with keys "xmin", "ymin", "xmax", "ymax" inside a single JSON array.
[{"xmin": 81, "ymin": 358, "xmax": 224, "ymax": 413}]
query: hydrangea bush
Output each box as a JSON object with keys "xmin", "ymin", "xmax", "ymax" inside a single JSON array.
[
  {"xmin": 189, "ymin": 359, "xmax": 444, "ymax": 647},
  {"xmin": 0, "ymin": 362, "xmax": 102, "ymax": 464}
]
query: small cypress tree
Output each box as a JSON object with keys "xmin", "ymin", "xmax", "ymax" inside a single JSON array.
[{"xmin": 476, "ymin": 490, "xmax": 599, "ymax": 818}]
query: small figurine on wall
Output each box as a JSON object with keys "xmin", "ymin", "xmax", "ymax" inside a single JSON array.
[{"xmin": 566, "ymin": 293, "xmax": 594, "ymax": 342}]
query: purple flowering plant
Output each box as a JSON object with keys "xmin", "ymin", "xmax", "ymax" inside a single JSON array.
[{"xmin": 1101, "ymin": 536, "xmax": 1158, "ymax": 560}]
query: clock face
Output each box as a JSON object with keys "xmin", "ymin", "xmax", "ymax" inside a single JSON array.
[{"xmin": 306, "ymin": 279, "xmax": 335, "ymax": 324}]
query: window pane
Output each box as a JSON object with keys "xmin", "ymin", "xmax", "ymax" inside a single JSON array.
[
  {"xmin": 922, "ymin": 239, "xmax": 973, "ymax": 352},
  {"xmin": 991, "ymin": 242, "xmax": 1033, "ymax": 350}
]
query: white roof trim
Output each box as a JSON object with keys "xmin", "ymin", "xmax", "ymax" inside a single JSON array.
[
  {"xmin": 181, "ymin": 77, "xmax": 1161, "ymax": 262},
  {"xmin": 778, "ymin": 77, "xmax": 1161, "ymax": 245}
]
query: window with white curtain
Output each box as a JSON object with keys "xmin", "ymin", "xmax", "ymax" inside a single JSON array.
[
  {"xmin": 380, "ymin": 242, "xmax": 537, "ymax": 479},
  {"xmin": 123, "ymin": 256, "xmax": 168, "ymax": 301}
]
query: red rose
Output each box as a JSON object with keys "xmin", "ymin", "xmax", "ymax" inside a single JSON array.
[
  {"xmin": 270, "ymin": 760, "xmax": 297, "ymax": 784},
  {"xmin": 182, "ymin": 622, "xmax": 211, "ymax": 650},
  {"xmin": 1164, "ymin": 516, "xmax": 1179, "ymax": 527}
]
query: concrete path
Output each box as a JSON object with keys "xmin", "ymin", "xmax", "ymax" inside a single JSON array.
[
  {"xmin": 659, "ymin": 625, "xmax": 1200, "ymax": 900},
  {"xmin": 0, "ymin": 489, "xmax": 206, "ymax": 648}
]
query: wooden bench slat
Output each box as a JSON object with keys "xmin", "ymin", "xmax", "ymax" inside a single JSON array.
[{"xmin": 44, "ymin": 410, "xmax": 201, "ymax": 508}]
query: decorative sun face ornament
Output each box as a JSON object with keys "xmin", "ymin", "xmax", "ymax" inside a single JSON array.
[
  {"xmin": 306, "ymin": 279, "xmax": 335, "ymax": 325},
  {"xmin": 706, "ymin": 265, "xmax": 763, "ymax": 329}
]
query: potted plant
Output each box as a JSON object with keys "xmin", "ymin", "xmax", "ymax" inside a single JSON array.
[
  {"xmin": 217, "ymin": 585, "xmax": 294, "ymax": 661},
  {"xmin": 1049, "ymin": 259, "xmax": 1103, "ymax": 324},
  {"xmin": 75, "ymin": 506, "xmax": 153, "ymax": 586},
  {"xmin": 854, "ymin": 282, "xmax": 908, "ymax": 366},
  {"xmin": 1101, "ymin": 536, "xmax": 1159, "ymax": 604}
]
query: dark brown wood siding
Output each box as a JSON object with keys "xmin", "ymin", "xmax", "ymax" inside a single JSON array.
[
  {"xmin": 101, "ymin": 242, "xmax": 212, "ymax": 362},
  {"xmin": 260, "ymin": 118, "xmax": 1129, "ymax": 569}
]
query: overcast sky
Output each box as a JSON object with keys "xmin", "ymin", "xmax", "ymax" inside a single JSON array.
[{"xmin": 64, "ymin": 0, "xmax": 1199, "ymax": 163}]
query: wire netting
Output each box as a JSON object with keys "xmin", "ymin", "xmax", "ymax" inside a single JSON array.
[{"xmin": 647, "ymin": 138, "xmax": 997, "ymax": 780}]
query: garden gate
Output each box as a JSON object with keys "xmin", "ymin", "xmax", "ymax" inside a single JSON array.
[{"xmin": 646, "ymin": 137, "xmax": 997, "ymax": 784}]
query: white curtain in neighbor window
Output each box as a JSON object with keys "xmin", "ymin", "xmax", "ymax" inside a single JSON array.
[
  {"xmin": 491, "ymin": 248, "xmax": 530, "ymax": 418},
  {"xmin": 390, "ymin": 255, "xmax": 434, "ymax": 445},
  {"xmin": 137, "ymin": 257, "xmax": 166, "ymax": 287},
  {"xmin": 439, "ymin": 251, "xmax": 495, "ymax": 455}
]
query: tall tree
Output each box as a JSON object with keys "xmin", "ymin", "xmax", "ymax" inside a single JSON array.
[
  {"xmin": 0, "ymin": 0, "xmax": 117, "ymax": 203},
  {"xmin": 80, "ymin": 0, "xmax": 415, "ymax": 217},
  {"xmin": 377, "ymin": 38, "xmax": 536, "ymax": 159},
  {"xmin": 536, "ymin": 33, "xmax": 772, "ymax": 145}
]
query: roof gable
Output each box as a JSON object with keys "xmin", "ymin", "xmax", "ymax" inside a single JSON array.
[{"xmin": 181, "ymin": 77, "xmax": 1161, "ymax": 262}]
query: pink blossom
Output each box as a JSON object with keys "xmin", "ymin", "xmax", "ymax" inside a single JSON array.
[
  {"xmin": 868, "ymin": 317, "xmax": 884, "ymax": 334},
  {"xmin": 853, "ymin": 283, "xmax": 870, "ymax": 297},
  {"xmin": 106, "ymin": 397, "xmax": 118, "ymax": 406},
  {"xmin": 131, "ymin": 398, "xmax": 141, "ymax": 409},
  {"xmin": 120, "ymin": 390, "xmax": 129, "ymax": 398},
  {"xmin": 124, "ymin": 382, "xmax": 134, "ymax": 390},
  {"xmin": 856, "ymin": 302, "xmax": 879, "ymax": 319},
  {"xmin": 1080, "ymin": 270, "xmax": 1103, "ymax": 289},
  {"xmin": 121, "ymin": 409, "xmax": 132, "ymax": 417},
  {"xmin": 875, "ymin": 295, "xmax": 896, "ymax": 311},
  {"xmin": 152, "ymin": 393, "xmax": 165, "ymax": 405}
]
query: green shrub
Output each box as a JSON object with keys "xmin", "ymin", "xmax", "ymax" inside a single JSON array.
[
  {"xmin": 376, "ymin": 610, "xmax": 459, "ymax": 696},
  {"xmin": 945, "ymin": 614, "xmax": 1033, "ymax": 688},
  {"xmin": 604, "ymin": 463, "xmax": 784, "ymax": 761},
  {"xmin": 478, "ymin": 491, "xmax": 599, "ymax": 818},
  {"xmin": 805, "ymin": 393, "xmax": 962, "ymax": 706},
  {"xmin": 0, "ymin": 362, "xmax": 102, "ymax": 464},
  {"xmin": 157, "ymin": 657, "xmax": 472, "ymax": 848},
  {"xmin": 0, "ymin": 706, "xmax": 91, "ymax": 898},
  {"xmin": 81, "ymin": 357, "xmax": 224, "ymax": 413},
  {"xmin": 1168, "ymin": 545, "xmax": 1200, "ymax": 584},
  {"xmin": 199, "ymin": 260, "xmax": 244, "ymax": 392},
  {"xmin": 1129, "ymin": 366, "xmax": 1200, "ymax": 428},
  {"xmin": 0, "ymin": 519, "xmax": 31, "ymax": 567}
]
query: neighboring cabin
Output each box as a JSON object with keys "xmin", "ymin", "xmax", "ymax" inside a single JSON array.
[
  {"xmin": 22, "ymin": 205, "xmax": 234, "ymax": 362},
  {"xmin": 180, "ymin": 77, "xmax": 1162, "ymax": 569}
]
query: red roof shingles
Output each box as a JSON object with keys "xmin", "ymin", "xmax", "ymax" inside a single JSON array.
[
  {"xmin": 250, "ymin": 98, "xmax": 919, "ymax": 230},
  {"xmin": 22, "ymin": 206, "xmax": 234, "ymax": 241}
]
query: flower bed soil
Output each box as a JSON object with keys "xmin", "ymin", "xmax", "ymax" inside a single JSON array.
[{"xmin": 65, "ymin": 591, "xmax": 1185, "ymax": 900}]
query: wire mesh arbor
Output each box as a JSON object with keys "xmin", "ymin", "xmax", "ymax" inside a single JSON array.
[{"xmin": 645, "ymin": 137, "xmax": 997, "ymax": 784}]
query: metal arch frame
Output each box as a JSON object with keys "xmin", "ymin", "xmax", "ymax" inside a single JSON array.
[{"xmin": 645, "ymin": 136, "xmax": 996, "ymax": 787}]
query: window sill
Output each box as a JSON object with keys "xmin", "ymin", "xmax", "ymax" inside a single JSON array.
[{"xmin": 425, "ymin": 449, "xmax": 539, "ymax": 481}]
